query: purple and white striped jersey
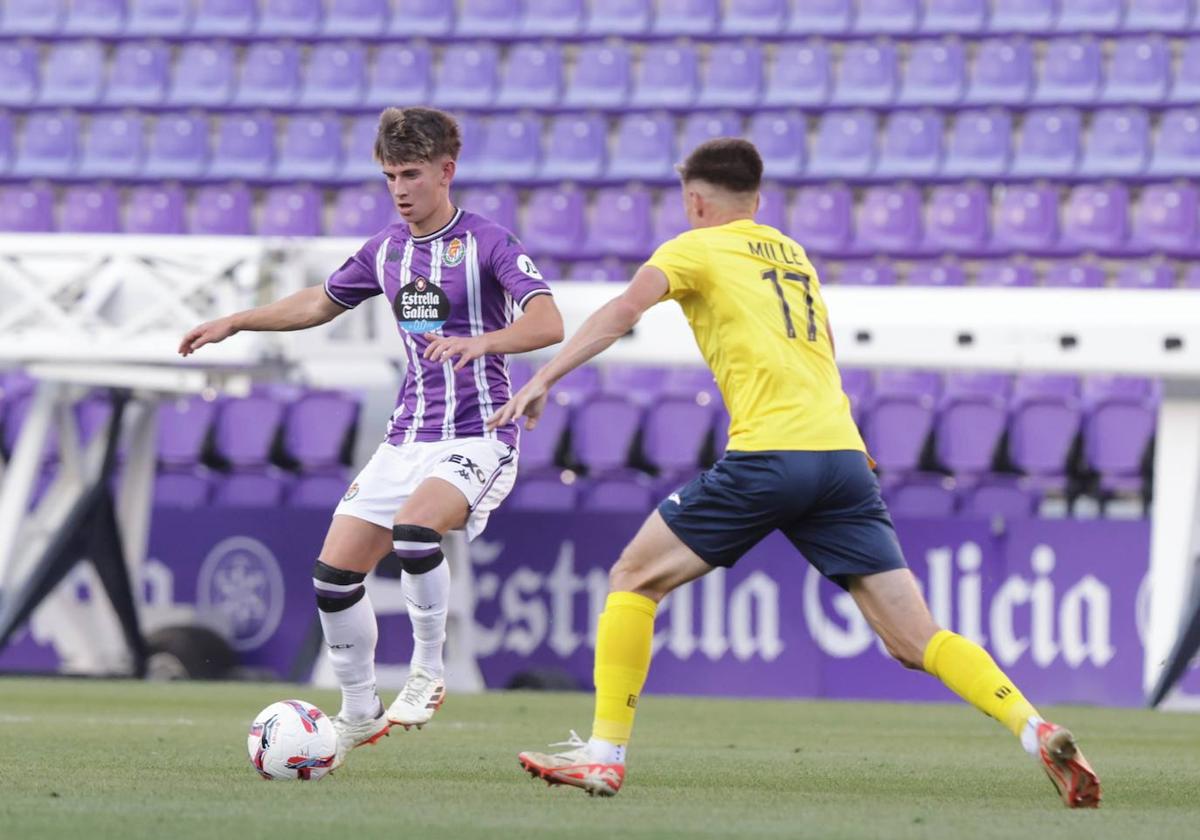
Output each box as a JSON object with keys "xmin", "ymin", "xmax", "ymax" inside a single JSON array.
[{"xmin": 324, "ymin": 208, "xmax": 552, "ymax": 449}]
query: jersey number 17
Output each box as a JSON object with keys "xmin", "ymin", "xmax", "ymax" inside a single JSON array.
[{"xmin": 760, "ymin": 268, "xmax": 817, "ymax": 341}]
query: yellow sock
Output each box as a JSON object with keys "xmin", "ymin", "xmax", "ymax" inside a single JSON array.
[
  {"xmin": 591, "ymin": 591, "xmax": 657, "ymax": 746},
  {"xmin": 923, "ymin": 629, "xmax": 1039, "ymax": 737}
]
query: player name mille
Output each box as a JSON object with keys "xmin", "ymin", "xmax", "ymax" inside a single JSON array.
[{"xmin": 747, "ymin": 240, "xmax": 806, "ymax": 267}]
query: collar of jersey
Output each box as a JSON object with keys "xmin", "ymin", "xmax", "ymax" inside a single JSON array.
[{"xmin": 410, "ymin": 207, "xmax": 464, "ymax": 244}]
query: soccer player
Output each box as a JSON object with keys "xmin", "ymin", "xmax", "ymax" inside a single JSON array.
[
  {"xmin": 179, "ymin": 107, "xmax": 563, "ymax": 768},
  {"xmin": 488, "ymin": 138, "xmax": 1101, "ymax": 807}
]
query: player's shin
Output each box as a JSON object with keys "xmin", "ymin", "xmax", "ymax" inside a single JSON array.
[
  {"xmin": 923, "ymin": 629, "xmax": 1040, "ymax": 740},
  {"xmin": 591, "ymin": 591, "xmax": 657, "ymax": 761},
  {"xmin": 394, "ymin": 524, "xmax": 449, "ymax": 677},
  {"xmin": 313, "ymin": 560, "xmax": 380, "ymax": 720}
]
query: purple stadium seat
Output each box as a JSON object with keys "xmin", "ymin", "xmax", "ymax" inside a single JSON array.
[
  {"xmin": 365, "ymin": 43, "xmax": 430, "ymax": 108},
  {"xmin": 653, "ymin": 191, "xmax": 690, "ymax": 244},
  {"xmin": 521, "ymin": 0, "xmax": 584, "ymax": 35},
  {"xmin": 1009, "ymin": 379, "xmax": 1082, "ymax": 488},
  {"xmin": 290, "ymin": 474, "xmax": 351, "ymax": 507},
  {"xmin": 863, "ymin": 371, "xmax": 939, "ymax": 473},
  {"xmin": 522, "ymin": 187, "xmax": 586, "ymax": 258},
  {"xmin": 555, "ymin": 366, "xmax": 602, "ymax": 406},
  {"xmin": 631, "ymin": 43, "xmax": 698, "ymax": 108},
  {"xmin": 323, "ymin": 0, "xmax": 388, "ymax": 35},
  {"xmin": 834, "ymin": 41, "xmax": 898, "ymax": 106},
  {"xmin": 810, "ymin": 111, "xmax": 877, "ymax": 178},
  {"xmin": 126, "ymin": 0, "xmax": 192, "ymax": 34},
  {"xmin": 747, "ymin": 112, "xmax": 805, "ymax": 180},
  {"xmin": 168, "ymin": 42, "xmax": 236, "ymax": 107},
  {"xmin": 157, "ymin": 396, "xmax": 217, "ymax": 467},
  {"xmin": 679, "ymin": 112, "xmax": 742, "ymax": 157},
  {"xmin": 878, "ymin": 370, "xmax": 942, "ymax": 400},
  {"xmin": 875, "ymin": 110, "xmax": 944, "ymax": 177},
  {"xmin": 258, "ymin": 0, "xmax": 322, "ymax": 36},
  {"xmin": 209, "ymin": 114, "xmax": 275, "ymax": 179},
  {"xmin": 1011, "ymin": 108, "xmax": 1081, "ymax": 177},
  {"xmin": 1103, "ymin": 37, "xmax": 1170, "ymax": 104},
  {"xmin": 80, "ymin": 113, "xmax": 145, "ymax": 178},
  {"xmin": 282, "ymin": 391, "xmax": 358, "ymax": 471},
  {"xmin": 642, "ymin": 398, "xmax": 713, "ymax": 474},
  {"xmin": 213, "ymin": 395, "xmax": 286, "ymax": 468},
  {"xmin": 763, "ymin": 40, "xmax": 831, "ymax": 107},
  {"xmin": 992, "ymin": 184, "xmax": 1061, "ymax": 254},
  {"xmin": 2, "ymin": 0, "xmax": 64, "ymax": 34},
  {"xmin": 698, "ymin": 43, "xmax": 763, "ymax": 108},
  {"xmin": 602, "ymin": 365, "xmax": 668, "ymax": 405},
  {"xmin": 1150, "ymin": 108, "xmax": 1200, "ymax": 177},
  {"xmin": 1131, "ymin": 184, "xmax": 1199, "ymax": 255},
  {"xmin": 507, "ymin": 473, "xmax": 578, "ymax": 512},
  {"xmin": 455, "ymin": 0, "xmax": 520, "ymax": 36},
  {"xmin": 790, "ymin": 185, "xmax": 853, "ymax": 257},
  {"xmin": 1035, "ymin": 38, "xmax": 1102, "ymax": 104},
  {"xmin": 155, "ymin": 471, "xmax": 213, "ymax": 509},
  {"xmin": 1127, "ymin": 0, "xmax": 1193, "ymax": 29},
  {"xmin": 975, "ymin": 262, "xmax": 1036, "ymax": 286},
  {"xmin": 899, "ymin": 40, "xmax": 966, "ymax": 106},
  {"xmin": 580, "ymin": 477, "xmax": 656, "ymax": 513},
  {"xmin": 722, "ymin": 0, "xmax": 786, "ymax": 34},
  {"xmin": 1057, "ymin": 0, "xmax": 1123, "ymax": 31},
  {"xmin": 0, "ymin": 43, "xmax": 38, "ymax": 107},
  {"xmin": 63, "ymin": 0, "xmax": 124, "ymax": 34},
  {"xmin": 0, "ymin": 185, "xmax": 54, "ymax": 232},
  {"xmin": 945, "ymin": 371, "xmax": 1014, "ymax": 400},
  {"xmin": 787, "ymin": 0, "xmax": 851, "ymax": 34},
  {"xmin": 585, "ymin": 188, "xmax": 653, "ymax": 259},
  {"xmin": 1114, "ymin": 263, "xmax": 1175, "ymax": 289},
  {"xmin": 839, "ymin": 261, "xmax": 899, "ymax": 285},
  {"xmin": 1082, "ymin": 381, "xmax": 1157, "ymax": 491},
  {"xmin": 340, "ymin": 118, "xmax": 380, "ymax": 182},
  {"xmin": 125, "ymin": 185, "xmax": 186, "ymax": 234},
  {"xmin": 854, "ymin": 185, "xmax": 923, "ymax": 255},
  {"xmin": 966, "ymin": 38, "xmax": 1033, "ymax": 106},
  {"xmin": 193, "ymin": 0, "xmax": 256, "ymax": 35},
  {"xmin": 518, "ymin": 400, "xmax": 568, "ymax": 470},
  {"xmin": 60, "ymin": 185, "xmax": 120, "ymax": 233},
  {"xmin": 584, "ymin": 0, "xmax": 651, "ymax": 35},
  {"xmin": 608, "ymin": 113, "xmax": 675, "ymax": 181},
  {"xmin": 923, "ymin": 183, "xmax": 989, "ymax": 254},
  {"xmin": 496, "ymin": 43, "xmax": 562, "ymax": 108},
  {"xmin": 234, "ymin": 42, "xmax": 300, "ymax": 107},
  {"xmin": 564, "ymin": 42, "xmax": 630, "ymax": 108},
  {"xmin": 943, "ymin": 109, "xmax": 1012, "ymax": 177},
  {"xmin": 189, "ymin": 185, "xmax": 253, "ymax": 235},
  {"xmin": 275, "ymin": 116, "xmax": 340, "ymax": 181},
  {"xmin": 566, "ymin": 259, "xmax": 625, "ymax": 283},
  {"xmin": 884, "ymin": 474, "xmax": 957, "ymax": 518},
  {"xmin": 1080, "ymin": 108, "xmax": 1150, "ymax": 177},
  {"xmin": 936, "ymin": 389, "xmax": 1006, "ymax": 475},
  {"xmin": 1061, "ymin": 183, "xmax": 1131, "ymax": 253},
  {"xmin": 144, "ymin": 113, "xmax": 207, "ymax": 179},
  {"xmin": 572, "ymin": 396, "xmax": 642, "ymax": 475},
  {"xmin": 39, "ymin": 41, "xmax": 104, "ymax": 107},
  {"xmin": 840, "ymin": 368, "xmax": 871, "ymax": 424},
  {"xmin": 458, "ymin": 186, "xmax": 517, "ymax": 233},
  {"xmin": 662, "ymin": 367, "xmax": 719, "ymax": 404},
  {"xmin": 990, "ymin": 0, "xmax": 1057, "ymax": 32},
  {"xmin": 431, "ymin": 43, "xmax": 498, "ymax": 108},
  {"xmin": 106, "ymin": 42, "xmax": 169, "ymax": 107},
  {"xmin": 328, "ymin": 185, "xmax": 392, "ymax": 236},
  {"xmin": 1042, "ymin": 260, "xmax": 1106, "ymax": 288},
  {"xmin": 213, "ymin": 472, "xmax": 290, "ymax": 507},
  {"xmin": 908, "ymin": 262, "xmax": 966, "ymax": 286},
  {"xmin": 856, "ymin": 0, "xmax": 919, "ymax": 33},
  {"xmin": 477, "ymin": 115, "xmax": 541, "ymax": 181},
  {"xmin": 258, "ymin": 186, "xmax": 322, "ymax": 237},
  {"xmin": 920, "ymin": 0, "xmax": 986, "ymax": 32},
  {"xmin": 757, "ymin": 185, "xmax": 787, "ymax": 231},
  {"xmin": 388, "ymin": 0, "xmax": 453, "ymax": 36},
  {"xmin": 450, "ymin": 114, "xmax": 486, "ymax": 183},
  {"xmin": 959, "ymin": 475, "xmax": 1038, "ymax": 518},
  {"xmin": 300, "ymin": 43, "xmax": 365, "ymax": 108},
  {"xmin": 1083, "ymin": 375, "xmax": 1159, "ymax": 404},
  {"xmin": 14, "ymin": 112, "xmax": 78, "ymax": 178},
  {"xmin": 541, "ymin": 114, "xmax": 606, "ymax": 180},
  {"xmin": 652, "ymin": 0, "xmax": 718, "ymax": 35}
]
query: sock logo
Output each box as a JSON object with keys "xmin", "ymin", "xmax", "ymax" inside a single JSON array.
[
  {"xmin": 995, "ymin": 685, "xmax": 1013, "ymax": 700},
  {"xmin": 626, "ymin": 694, "xmax": 638, "ymax": 709},
  {"xmin": 329, "ymin": 643, "xmax": 355, "ymax": 650}
]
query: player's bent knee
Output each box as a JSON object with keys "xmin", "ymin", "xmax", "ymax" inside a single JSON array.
[
  {"xmin": 312, "ymin": 559, "xmax": 366, "ymax": 613},
  {"xmin": 392, "ymin": 523, "xmax": 445, "ymax": 575}
]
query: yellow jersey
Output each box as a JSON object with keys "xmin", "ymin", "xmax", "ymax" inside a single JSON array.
[{"xmin": 646, "ymin": 219, "xmax": 865, "ymax": 454}]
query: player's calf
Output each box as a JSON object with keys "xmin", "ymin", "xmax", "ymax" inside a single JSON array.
[{"xmin": 387, "ymin": 524, "xmax": 449, "ymax": 729}]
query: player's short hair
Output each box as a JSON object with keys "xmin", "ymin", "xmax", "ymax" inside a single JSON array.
[
  {"xmin": 374, "ymin": 107, "xmax": 462, "ymax": 165},
  {"xmin": 676, "ymin": 138, "xmax": 763, "ymax": 195}
]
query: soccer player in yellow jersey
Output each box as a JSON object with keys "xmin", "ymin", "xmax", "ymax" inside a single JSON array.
[{"xmin": 487, "ymin": 139, "xmax": 1101, "ymax": 808}]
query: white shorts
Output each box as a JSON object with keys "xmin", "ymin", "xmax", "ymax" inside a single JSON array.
[{"xmin": 334, "ymin": 438, "xmax": 519, "ymax": 541}]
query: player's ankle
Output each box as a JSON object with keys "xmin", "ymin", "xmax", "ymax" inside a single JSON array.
[
  {"xmin": 1019, "ymin": 715, "xmax": 1045, "ymax": 757},
  {"xmin": 588, "ymin": 736, "xmax": 627, "ymax": 765}
]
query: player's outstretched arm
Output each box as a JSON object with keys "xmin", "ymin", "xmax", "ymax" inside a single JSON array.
[
  {"xmin": 178, "ymin": 285, "xmax": 346, "ymax": 357},
  {"xmin": 422, "ymin": 294, "xmax": 564, "ymax": 371}
]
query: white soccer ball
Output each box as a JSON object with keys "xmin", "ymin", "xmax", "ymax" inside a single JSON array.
[{"xmin": 247, "ymin": 699, "xmax": 337, "ymax": 781}]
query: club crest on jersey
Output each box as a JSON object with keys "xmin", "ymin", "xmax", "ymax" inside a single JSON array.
[
  {"xmin": 394, "ymin": 274, "xmax": 451, "ymax": 333},
  {"xmin": 442, "ymin": 238, "xmax": 466, "ymax": 267}
]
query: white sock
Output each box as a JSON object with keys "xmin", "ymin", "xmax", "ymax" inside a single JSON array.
[
  {"xmin": 318, "ymin": 590, "xmax": 380, "ymax": 720},
  {"xmin": 588, "ymin": 736, "xmax": 626, "ymax": 765},
  {"xmin": 403, "ymin": 559, "xmax": 449, "ymax": 678},
  {"xmin": 1020, "ymin": 715, "xmax": 1045, "ymax": 758}
]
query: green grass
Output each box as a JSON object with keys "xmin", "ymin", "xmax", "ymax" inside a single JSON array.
[{"xmin": 2, "ymin": 678, "xmax": 1197, "ymax": 840}]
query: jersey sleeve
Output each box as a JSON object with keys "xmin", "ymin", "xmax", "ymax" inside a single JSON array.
[
  {"xmin": 488, "ymin": 230, "xmax": 552, "ymax": 308},
  {"xmin": 646, "ymin": 231, "xmax": 709, "ymax": 301},
  {"xmin": 324, "ymin": 232, "xmax": 386, "ymax": 310}
]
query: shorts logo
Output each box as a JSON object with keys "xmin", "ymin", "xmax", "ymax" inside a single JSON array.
[
  {"xmin": 516, "ymin": 254, "xmax": 543, "ymax": 280},
  {"xmin": 667, "ymin": 493, "xmax": 682, "ymax": 505},
  {"xmin": 443, "ymin": 453, "xmax": 485, "ymax": 483},
  {"xmin": 343, "ymin": 482, "xmax": 359, "ymax": 501},
  {"xmin": 442, "ymin": 238, "xmax": 466, "ymax": 267},
  {"xmin": 627, "ymin": 694, "xmax": 638, "ymax": 709}
]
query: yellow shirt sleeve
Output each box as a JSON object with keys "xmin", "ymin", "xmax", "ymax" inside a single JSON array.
[{"xmin": 646, "ymin": 230, "xmax": 710, "ymax": 301}]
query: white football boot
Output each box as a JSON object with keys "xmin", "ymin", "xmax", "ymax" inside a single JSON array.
[
  {"xmin": 329, "ymin": 699, "xmax": 390, "ymax": 771},
  {"xmin": 518, "ymin": 731, "xmax": 625, "ymax": 797},
  {"xmin": 386, "ymin": 667, "xmax": 446, "ymax": 730}
]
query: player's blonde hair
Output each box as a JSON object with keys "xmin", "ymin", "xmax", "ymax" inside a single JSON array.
[{"xmin": 374, "ymin": 107, "xmax": 462, "ymax": 165}]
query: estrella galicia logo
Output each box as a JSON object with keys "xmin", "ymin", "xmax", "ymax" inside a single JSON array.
[
  {"xmin": 197, "ymin": 536, "xmax": 285, "ymax": 652},
  {"xmin": 394, "ymin": 274, "xmax": 451, "ymax": 333}
]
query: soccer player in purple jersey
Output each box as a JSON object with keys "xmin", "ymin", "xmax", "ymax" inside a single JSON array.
[{"xmin": 179, "ymin": 107, "xmax": 563, "ymax": 769}]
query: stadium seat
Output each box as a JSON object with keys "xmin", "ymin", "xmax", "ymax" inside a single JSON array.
[
  {"xmin": 1011, "ymin": 108, "xmax": 1081, "ymax": 177},
  {"xmin": 14, "ymin": 112, "xmax": 79, "ymax": 178},
  {"xmin": 935, "ymin": 389, "xmax": 1007, "ymax": 476},
  {"xmin": 234, "ymin": 41, "xmax": 301, "ymax": 107},
  {"xmin": 188, "ymin": 184, "xmax": 253, "ymax": 235},
  {"xmin": 907, "ymin": 261, "xmax": 967, "ymax": 286},
  {"xmin": 653, "ymin": 191, "xmax": 691, "ymax": 244},
  {"xmin": 555, "ymin": 366, "xmax": 602, "ymax": 406},
  {"xmin": 322, "ymin": 0, "xmax": 388, "ymax": 35},
  {"xmin": 328, "ymin": 185, "xmax": 393, "ymax": 236},
  {"xmin": 125, "ymin": 185, "xmax": 187, "ymax": 234},
  {"xmin": 168, "ymin": 42, "xmax": 236, "ymax": 107},
  {"xmin": 1, "ymin": 0, "xmax": 64, "ymax": 34},
  {"xmin": 300, "ymin": 43, "xmax": 366, "ymax": 108},
  {"xmin": 641, "ymin": 398, "xmax": 713, "ymax": 474},
  {"xmin": 157, "ymin": 396, "xmax": 218, "ymax": 467},
  {"xmin": 1079, "ymin": 108, "xmax": 1150, "ymax": 177},
  {"xmin": 106, "ymin": 42, "xmax": 169, "ymax": 107},
  {"xmin": 365, "ymin": 43, "xmax": 430, "ymax": 108},
  {"xmin": 1082, "ymin": 377, "xmax": 1157, "ymax": 492},
  {"xmin": 608, "ymin": 113, "xmax": 675, "ymax": 181},
  {"xmin": 517, "ymin": 400, "xmax": 568, "ymax": 471},
  {"xmin": 601, "ymin": 365, "xmax": 667, "ymax": 405},
  {"xmin": 571, "ymin": 396, "xmax": 642, "ymax": 475},
  {"xmin": 583, "ymin": 0, "xmax": 651, "ymax": 35},
  {"xmin": 458, "ymin": 186, "xmax": 518, "ymax": 233},
  {"xmin": 579, "ymin": 477, "xmax": 656, "ymax": 513},
  {"xmin": 340, "ymin": 116, "xmax": 381, "ymax": 182},
  {"xmin": 566, "ymin": 259, "xmax": 626, "ymax": 283},
  {"xmin": 541, "ymin": 114, "xmax": 606, "ymax": 181},
  {"xmin": 854, "ymin": 0, "xmax": 919, "ymax": 33},
  {"xmin": 431, "ymin": 43, "xmax": 498, "ymax": 108},
  {"xmin": 193, "ymin": 0, "xmax": 257, "ymax": 36},
  {"xmin": 213, "ymin": 472, "xmax": 290, "ymax": 507},
  {"xmin": 456, "ymin": 0, "xmax": 521, "ymax": 36},
  {"xmin": 959, "ymin": 475, "xmax": 1038, "ymax": 518},
  {"xmin": 919, "ymin": 0, "xmax": 986, "ymax": 33},
  {"xmin": 520, "ymin": 0, "xmax": 585, "ymax": 36},
  {"xmin": 1130, "ymin": 183, "xmax": 1200, "ymax": 255},
  {"xmin": 290, "ymin": 474, "xmax": 351, "ymax": 507},
  {"xmin": 652, "ymin": 0, "xmax": 718, "ymax": 34},
  {"xmin": 1172, "ymin": 39, "xmax": 1200, "ymax": 103},
  {"xmin": 275, "ymin": 116, "xmax": 341, "ymax": 181},
  {"xmin": 0, "ymin": 43, "xmax": 38, "ymax": 107},
  {"xmin": 1149, "ymin": 108, "xmax": 1200, "ymax": 177},
  {"xmin": 1042, "ymin": 260, "xmax": 1106, "ymax": 288},
  {"xmin": 126, "ymin": 0, "xmax": 192, "ymax": 35},
  {"xmin": 943, "ymin": 109, "xmax": 1012, "ymax": 177},
  {"xmin": 898, "ymin": 40, "xmax": 966, "ymax": 106},
  {"xmin": 60, "ymin": 185, "xmax": 120, "ymax": 234},
  {"xmin": 1102, "ymin": 37, "xmax": 1170, "ymax": 104},
  {"xmin": 1114, "ymin": 263, "xmax": 1175, "ymax": 289},
  {"xmin": 522, "ymin": 187, "xmax": 586, "ymax": 258},
  {"xmin": 762, "ymin": 40, "xmax": 831, "ymax": 107},
  {"xmin": 477, "ymin": 115, "xmax": 541, "ymax": 181},
  {"xmin": 840, "ymin": 368, "xmax": 872, "ymax": 424},
  {"xmin": 875, "ymin": 110, "xmax": 944, "ymax": 177},
  {"xmin": 809, "ymin": 111, "xmax": 877, "ymax": 179},
  {"xmin": 155, "ymin": 471, "xmax": 213, "ymax": 509},
  {"xmin": 698, "ymin": 43, "xmax": 763, "ymax": 108},
  {"xmin": 747, "ymin": 112, "xmax": 805, "ymax": 180},
  {"xmin": 80, "ymin": 113, "xmax": 146, "ymax": 178},
  {"xmin": 1035, "ymin": 38, "xmax": 1103, "ymax": 104},
  {"xmin": 495, "ymin": 43, "xmax": 562, "ymax": 108},
  {"xmin": 679, "ymin": 112, "xmax": 742, "ymax": 158},
  {"xmin": 39, "ymin": 41, "xmax": 105, "ymax": 107},
  {"xmin": 281, "ymin": 391, "xmax": 358, "ymax": 471},
  {"xmin": 834, "ymin": 41, "xmax": 898, "ymax": 106},
  {"xmin": 212, "ymin": 395, "xmax": 287, "ymax": 468},
  {"xmin": 884, "ymin": 475, "xmax": 958, "ymax": 517},
  {"xmin": 990, "ymin": 0, "xmax": 1057, "ymax": 32},
  {"xmin": 1126, "ymin": 0, "xmax": 1193, "ymax": 29},
  {"xmin": 452, "ymin": 114, "xmax": 486, "ymax": 183},
  {"xmin": 854, "ymin": 185, "xmax": 924, "ymax": 255},
  {"xmin": 923, "ymin": 183, "xmax": 990, "ymax": 254},
  {"xmin": 258, "ymin": 186, "xmax": 322, "ymax": 237},
  {"xmin": 143, "ymin": 113, "xmax": 208, "ymax": 179},
  {"xmin": 584, "ymin": 187, "xmax": 653, "ymax": 259},
  {"xmin": 838, "ymin": 261, "xmax": 899, "ymax": 285},
  {"xmin": 944, "ymin": 371, "xmax": 1014, "ymax": 400},
  {"xmin": 1061, "ymin": 183, "xmax": 1131, "ymax": 253},
  {"xmin": 758, "ymin": 184, "xmax": 788, "ymax": 231},
  {"xmin": 786, "ymin": 0, "xmax": 851, "ymax": 34},
  {"xmin": 965, "ymin": 38, "xmax": 1034, "ymax": 105},
  {"xmin": 721, "ymin": 0, "xmax": 786, "ymax": 34},
  {"xmin": 790, "ymin": 185, "xmax": 854, "ymax": 257},
  {"xmin": 388, "ymin": 0, "xmax": 453, "ymax": 36},
  {"xmin": 62, "ymin": 0, "xmax": 125, "ymax": 34},
  {"xmin": 975, "ymin": 262, "xmax": 1037, "ymax": 286},
  {"xmin": 862, "ymin": 371, "xmax": 939, "ymax": 473},
  {"xmin": 257, "ymin": 0, "xmax": 322, "ymax": 36},
  {"xmin": 507, "ymin": 473, "xmax": 578, "ymax": 511},
  {"xmin": 1057, "ymin": 0, "xmax": 1124, "ymax": 31},
  {"xmin": 563, "ymin": 42, "xmax": 630, "ymax": 108},
  {"xmin": 630, "ymin": 43, "xmax": 698, "ymax": 108},
  {"xmin": 209, "ymin": 113, "xmax": 275, "ymax": 180}
]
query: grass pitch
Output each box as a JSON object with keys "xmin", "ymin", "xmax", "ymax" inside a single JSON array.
[{"xmin": 2, "ymin": 678, "xmax": 1197, "ymax": 840}]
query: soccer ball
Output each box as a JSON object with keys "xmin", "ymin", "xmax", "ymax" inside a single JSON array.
[{"xmin": 247, "ymin": 699, "xmax": 337, "ymax": 781}]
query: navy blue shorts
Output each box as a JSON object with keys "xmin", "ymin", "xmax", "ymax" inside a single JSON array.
[{"xmin": 658, "ymin": 450, "xmax": 907, "ymax": 588}]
